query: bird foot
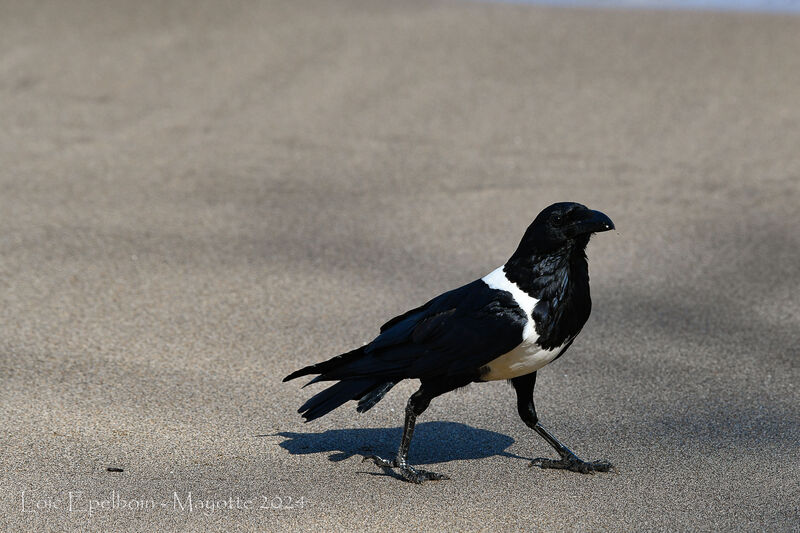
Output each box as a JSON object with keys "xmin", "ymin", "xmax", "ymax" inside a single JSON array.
[
  {"xmin": 362, "ymin": 455, "xmax": 450, "ymax": 484},
  {"xmin": 529, "ymin": 454, "xmax": 613, "ymax": 474}
]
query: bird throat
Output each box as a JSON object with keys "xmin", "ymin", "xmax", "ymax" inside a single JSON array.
[{"xmin": 504, "ymin": 242, "xmax": 592, "ymax": 350}]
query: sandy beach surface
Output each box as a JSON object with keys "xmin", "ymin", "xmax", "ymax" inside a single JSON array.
[{"xmin": 1, "ymin": 0, "xmax": 798, "ymax": 531}]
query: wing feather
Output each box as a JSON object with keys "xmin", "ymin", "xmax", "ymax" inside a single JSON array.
[{"xmin": 322, "ymin": 280, "xmax": 527, "ymax": 380}]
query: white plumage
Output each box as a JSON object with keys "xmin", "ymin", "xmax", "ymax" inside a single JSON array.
[{"xmin": 480, "ymin": 266, "xmax": 565, "ymax": 380}]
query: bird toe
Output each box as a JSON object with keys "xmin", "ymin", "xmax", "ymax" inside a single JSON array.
[
  {"xmin": 361, "ymin": 454, "xmax": 396, "ymax": 468},
  {"xmin": 361, "ymin": 455, "xmax": 449, "ymax": 483},
  {"xmin": 529, "ymin": 456, "xmax": 613, "ymax": 474},
  {"xmin": 398, "ymin": 465, "xmax": 450, "ymax": 484}
]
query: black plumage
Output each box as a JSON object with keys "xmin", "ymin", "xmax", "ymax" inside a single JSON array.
[{"xmin": 283, "ymin": 202, "xmax": 615, "ymax": 483}]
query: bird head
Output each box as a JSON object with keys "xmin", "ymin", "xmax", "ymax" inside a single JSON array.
[{"xmin": 513, "ymin": 202, "xmax": 615, "ymax": 257}]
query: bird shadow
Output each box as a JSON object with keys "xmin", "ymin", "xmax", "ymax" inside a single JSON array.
[{"xmin": 262, "ymin": 421, "xmax": 528, "ymax": 465}]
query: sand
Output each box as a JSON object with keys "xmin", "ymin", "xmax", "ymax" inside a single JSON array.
[{"xmin": 1, "ymin": 0, "xmax": 798, "ymax": 530}]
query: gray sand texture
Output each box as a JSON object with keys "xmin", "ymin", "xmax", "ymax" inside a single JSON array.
[{"xmin": 1, "ymin": 0, "xmax": 798, "ymax": 531}]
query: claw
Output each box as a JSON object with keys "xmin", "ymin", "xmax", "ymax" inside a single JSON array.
[
  {"xmin": 361, "ymin": 454, "xmax": 450, "ymax": 483},
  {"xmin": 529, "ymin": 455, "xmax": 613, "ymax": 474},
  {"xmin": 362, "ymin": 454, "xmax": 394, "ymax": 468}
]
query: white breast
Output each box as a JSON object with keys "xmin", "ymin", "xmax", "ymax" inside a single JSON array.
[
  {"xmin": 481, "ymin": 340, "xmax": 565, "ymax": 381},
  {"xmin": 479, "ymin": 266, "xmax": 564, "ymax": 381}
]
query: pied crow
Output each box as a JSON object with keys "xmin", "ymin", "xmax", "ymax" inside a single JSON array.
[{"xmin": 284, "ymin": 202, "xmax": 615, "ymax": 483}]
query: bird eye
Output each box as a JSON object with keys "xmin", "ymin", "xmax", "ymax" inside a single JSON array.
[{"xmin": 551, "ymin": 214, "xmax": 563, "ymax": 225}]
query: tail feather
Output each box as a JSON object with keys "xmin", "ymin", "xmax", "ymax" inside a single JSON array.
[
  {"xmin": 286, "ymin": 346, "xmax": 398, "ymax": 421},
  {"xmin": 298, "ymin": 379, "xmax": 376, "ymax": 422},
  {"xmin": 283, "ymin": 346, "xmax": 365, "ymax": 382},
  {"xmin": 356, "ymin": 381, "xmax": 396, "ymax": 413}
]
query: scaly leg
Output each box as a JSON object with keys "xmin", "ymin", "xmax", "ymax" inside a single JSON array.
[
  {"xmin": 362, "ymin": 380, "xmax": 460, "ymax": 483},
  {"xmin": 512, "ymin": 373, "xmax": 612, "ymax": 474}
]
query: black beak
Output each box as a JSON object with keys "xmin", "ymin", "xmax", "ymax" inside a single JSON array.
[{"xmin": 575, "ymin": 209, "xmax": 615, "ymax": 235}]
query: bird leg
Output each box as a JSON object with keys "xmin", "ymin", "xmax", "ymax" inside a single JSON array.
[
  {"xmin": 512, "ymin": 374, "xmax": 612, "ymax": 474},
  {"xmin": 362, "ymin": 388, "xmax": 450, "ymax": 484},
  {"xmin": 528, "ymin": 422, "xmax": 613, "ymax": 473}
]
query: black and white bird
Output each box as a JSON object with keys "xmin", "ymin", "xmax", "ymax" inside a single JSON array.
[{"xmin": 284, "ymin": 202, "xmax": 615, "ymax": 483}]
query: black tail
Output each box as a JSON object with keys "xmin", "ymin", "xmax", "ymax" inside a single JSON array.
[
  {"xmin": 356, "ymin": 381, "xmax": 396, "ymax": 413},
  {"xmin": 297, "ymin": 379, "xmax": 396, "ymax": 421},
  {"xmin": 283, "ymin": 346, "xmax": 366, "ymax": 383},
  {"xmin": 284, "ymin": 347, "xmax": 397, "ymax": 421}
]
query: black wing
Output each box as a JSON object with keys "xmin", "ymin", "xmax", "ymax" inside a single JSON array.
[{"xmin": 320, "ymin": 279, "xmax": 527, "ymax": 381}]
